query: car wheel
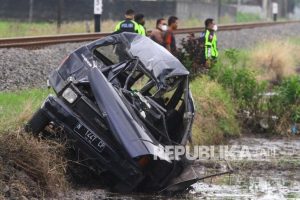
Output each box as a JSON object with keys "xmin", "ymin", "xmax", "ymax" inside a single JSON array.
[{"xmin": 25, "ymin": 108, "xmax": 50, "ymax": 135}]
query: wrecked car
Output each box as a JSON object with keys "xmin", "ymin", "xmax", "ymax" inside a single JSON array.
[{"xmin": 25, "ymin": 33, "xmax": 198, "ymax": 192}]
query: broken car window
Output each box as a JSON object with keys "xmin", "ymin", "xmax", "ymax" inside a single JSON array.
[{"xmin": 94, "ymin": 43, "xmax": 129, "ymax": 66}]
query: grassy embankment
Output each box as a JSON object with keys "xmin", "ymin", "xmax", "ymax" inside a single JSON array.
[
  {"xmin": 208, "ymin": 38, "xmax": 300, "ymax": 136},
  {"xmin": 178, "ymin": 36, "xmax": 300, "ymax": 144}
]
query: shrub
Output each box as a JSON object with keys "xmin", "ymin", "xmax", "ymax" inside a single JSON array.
[
  {"xmin": 249, "ymin": 41, "xmax": 299, "ymax": 83},
  {"xmin": 179, "ymin": 38, "xmax": 300, "ymax": 135},
  {"xmin": 190, "ymin": 76, "xmax": 240, "ymax": 145},
  {"xmin": 209, "ymin": 49, "xmax": 270, "ymax": 131},
  {"xmin": 209, "ymin": 59, "xmax": 267, "ymax": 115},
  {"xmin": 268, "ymin": 76, "xmax": 300, "ymax": 134},
  {"xmin": 276, "ymin": 76, "xmax": 300, "ymax": 105},
  {"xmin": 177, "ymin": 36, "xmax": 204, "ymax": 74}
]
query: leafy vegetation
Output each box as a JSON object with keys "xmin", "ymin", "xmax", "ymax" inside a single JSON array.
[
  {"xmin": 209, "ymin": 49, "xmax": 267, "ymax": 115},
  {"xmin": 178, "ymin": 38, "xmax": 300, "ymax": 136},
  {"xmin": 177, "ymin": 36, "xmax": 204, "ymax": 74},
  {"xmin": 191, "ymin": 76, "xmax": 240, "ymax": 145},
  {"xmin": 210, "ymin": 49, "xmax": 300, "ymax": 135},
  {"xmin": 270, "ymin": 76, "xmax": 300, "ymax": 134}
]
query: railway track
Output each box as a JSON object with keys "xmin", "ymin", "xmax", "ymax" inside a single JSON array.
[{"xmin": 0, "ymin": 20, "xmax": 299, "ymax": 49}]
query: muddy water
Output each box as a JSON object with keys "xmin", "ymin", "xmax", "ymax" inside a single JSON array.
[
  {"xmin": 192, "ymin": 170, "xmax": 300, "ymax": 199},
  {"xmin": 65, "ymin": 136, "xmax": 300, "ymax": 200},
  {"xmin": 190, "ymin": 136, "xmax": 300, "ymax": 199}
]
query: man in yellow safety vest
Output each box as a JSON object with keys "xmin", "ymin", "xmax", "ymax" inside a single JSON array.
[
  {"xmin": 114, "ymin": 9, "xmax": 141, "ymax": 35},
  {"xmin": 134, "ymin": 13, "xmax": 146, "ymax": 36},
  {"xmin": 199, "ymin": 18, "xmax": 219, "ymax": 67}
]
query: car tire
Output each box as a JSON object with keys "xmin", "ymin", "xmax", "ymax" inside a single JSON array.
[{"xmin": 25, "ymin": 108, "xmax": 50, "ymax": 135}]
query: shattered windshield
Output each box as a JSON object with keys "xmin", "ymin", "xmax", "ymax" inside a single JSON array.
[{"xmin": 94, "ymin": 43, "xmax": 130, "ymax": 66}]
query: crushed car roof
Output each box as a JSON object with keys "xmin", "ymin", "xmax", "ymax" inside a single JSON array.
[
  {"xmin": 87, "ymin": 33, "xmax": 189, "ymax": 82},
  {"xmin": 49, "ymin": 33, "xmax": 189, "ymax": 93}
]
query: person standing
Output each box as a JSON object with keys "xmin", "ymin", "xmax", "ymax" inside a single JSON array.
[
  {"xmin": 134, "ymin": 13, "xmax": 146, "ymax": 36},
  {"xmin": 114, "ymin": 9, "xmax": 141, "ymax": 34},
  {"xmin": 163, "ymin": 16, "xmax": 178, "ymax": 55},
  {"xmin": 200, "ymin": 18, "xmax": 218, "ymax": 67},
  {"xmin": 150, "ymin": 18, "xmax": 167, "ymax": 46}
]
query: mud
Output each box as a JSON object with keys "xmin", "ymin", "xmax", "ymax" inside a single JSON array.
[
  {"xmin": 61, "ymin": 136, "xmax": 300, "ymax": 200},
  {"xmin": 190, "ymin": 136, "xmax": 300, "ymax": 200}
]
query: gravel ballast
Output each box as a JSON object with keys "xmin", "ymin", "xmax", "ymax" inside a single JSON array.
[{"xmin": 1, "ymin": 23, "xmax": 300, "ymax": 91}]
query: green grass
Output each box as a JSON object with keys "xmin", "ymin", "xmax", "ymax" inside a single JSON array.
[
  {"xmin": 0, "ymin": 16, "xmax": 251, "ymax": 38},
  {"xmin": 236, "ymin": 12, "xmax": 261, "ymax": 23},
  {"xmin": 0, "ymin": 19, "xmax": 115, "ymax": 38},
  {"xmin": 0, "ymin": 19, "xmax": 129, "ymax": 38},
  {"xmin": 0, "ymin": 19, "xmax": 209, "ymax": 38},
  {"xmin": 0, "ymin": 20, "xmax": 55, "ymax": 37},
  {"xmin": 190, "ymin": 76, "xmax": 240, "ymax": 145},
  {"xmin": 0, "ymin": 88, "xmax": 52, "ymax": 131},
  {"xmin": 288, "ymin": 37, "xmax": 300, "ymax": 46}
]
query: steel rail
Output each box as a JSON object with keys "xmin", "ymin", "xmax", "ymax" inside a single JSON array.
[{"xmin": 0, "ymin": 20, "xmax": 299, "ymax": 49}]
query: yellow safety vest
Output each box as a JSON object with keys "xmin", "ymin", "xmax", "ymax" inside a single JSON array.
[
  {"xmin": 114, "ymin": 19, "xmax": 140, "ymax": 34},
  {"xmin": 205, "ymin": 29, "xmax": 218, "ymax": 59},
  {"xmin": 138, "ymin": 24, "xmax": 146, "ymax": 36}
]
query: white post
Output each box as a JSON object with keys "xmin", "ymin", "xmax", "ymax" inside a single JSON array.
[
  {"xmin": 94, "ymin": 0, "xmax": 103, "ymax": 32},
  {"xmin": 272, "ymin": 2, "xmax": 278, "ymax": 22}
]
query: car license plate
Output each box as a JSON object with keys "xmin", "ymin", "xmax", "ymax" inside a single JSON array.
[{"xmin": 74, "ymin": 122, "xmax": 106, "ymax": 153}]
